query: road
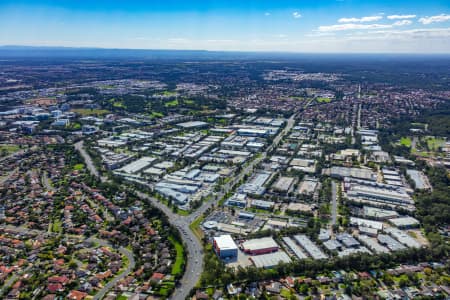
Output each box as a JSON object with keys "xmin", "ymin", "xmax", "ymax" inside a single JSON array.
[
  {"xmin": 74, "ymin": 140, "xmax": 108, "ymax": 182},
  {"xmin": 134, "ymin": 191, "xmax": 203, "ymax": 300},
  {"xmin": 42, "ymin": 171, "xmax": 55, "ymax": 192},
  {"xmin": 88, "ymin": 237, "xmax": 136, "ymax": 300},
  {"xmin": 0, "ymin": 167, "xmax": 18, "ymax": 185},
  {"xmin": 356, "ymin": 103, "xmax": 361, "ymax": 130},
  {"xmin": 73, "ymin": 114, "xmax": 297, "ymax": 299},
  {"xmin": 331, "ymin": 181, "xmax": 338, "ymax": 227}
]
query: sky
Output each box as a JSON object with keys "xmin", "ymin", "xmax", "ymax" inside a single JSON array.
[{"xmin": 0, "ymin": 0, "xmax": 449, "ymax": 53}]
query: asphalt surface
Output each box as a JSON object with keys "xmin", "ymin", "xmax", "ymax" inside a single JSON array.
[
  {"xmin": 331, "ymin": 180, "xmax": 338, "ymax": 226},
  {"xmin": 75, "ymin": 140, "xmax": 108, "ymax": 182},
  {"xmin": 134, "ymin": 191, "xmax": 203, "ymax": 300},
  {"xmin": 73, "ymin": 114, "xmax": 297, "ymax": 300}
]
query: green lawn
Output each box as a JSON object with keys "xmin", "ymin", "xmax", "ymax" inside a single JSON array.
[
  {"xmin": 189, "ymin": 216, "xmax": 205, "ymax": 240},
  {"xmin": 169, "ymin": 236, "xmax": 185, "ymax": 276},
  {"xmin": 72, "ymin": 108, "xmax": 110, "ymax": 116},
  {"xmin": 426, "ymin": 137, "xmax": 445, "ymax": 151},
  {"xmin": 73, "ymin": 163, "xmax": 85, "ymax": 171},
  {"xmin": 291, "ymin": 96, "xmax": 307, "ymax": 101},
  {"xmin": 316, "ymin": 97, "xmax": 331, "ymax": 103},
  {"xmin": 164, "ymin": 99, "xmax": 179, "ymax": 107},
  {"xmin": 0, "ymin": 144, "xmax": 20, "ymax": 156},
  {"xmin": 150, "ymin": 111, "xmax": 164, "ymax": 118},
  {"xmin": 162, "ymin": 90, "xmax": 178, "ymax": 96},
  {"xmin": 400, "ymin": 137, "xmax": 412, "ymax": 147},
  {"xmin": 52, "ymin": 219, "xmax": 63, "ymax": 233},
  {"xmin": 113, "ymin": 101, "xmax": 125, "ymax": 108},
  {"xmin": 280, "ymin": 288, "xmax": 293, "ymax": 298}
]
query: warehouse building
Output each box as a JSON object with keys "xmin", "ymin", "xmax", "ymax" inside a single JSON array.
[
  {"xmin": 241, "ymin": 237, "xmax": 279, "ymax": 255},
  {"xmin": 385, "ymin": 228, "xmax": 421, "ymax": 248},
  {"xmin": 118, "ymin": 157, "xmax": 157, "ymax": 174},
  {"xmin": 358, "ymin": 235, "xmax": 390, "ymax": 254},
  {"xmin": 363, "ymin": 206, "xmax": 399, "ymax": 220},
  {"xmin": 344, "ymin": 178, "xmax": 414, "ymax": 207},
  {"xmin": 250, "ymin": 251, "xmax": 291, "ymax": 269},
  {"xmin": 282, "ymin": 237, "xmax": 308, "ymax": 259},
  {"xmin": 237, "ymin": 128, "xmax": 270, "ymax": 137},
  {"xmin": 293, "ymin": 235, "xmax": 328, "ymax": 260},
  {"xmin": 349, "ymin": 217, "xmax": 383, "ymax": 231},
  {"xmin": 389, "ymin": 216, "xmax": 420, "ymax": 229},
  {"xmin": 176, "ymin": 121, "xmax": 209, "ymax": 129},
  {"xmin": 324, "ymin": 166, "xmax": 377, "ymax": 181},
  {"xmin": 251, "ymin": 199, "xmax": 275, "ymax": 210},
  {"xmin": 213, "ymin": 235, "xmax": 238, "ymax": 259},
  {"xmin": 272, "ymin": 176, "xmax": 295, "ymax": 192},
  {"xmin": 225, "ymin": 193, "xmax": 247, "ymax": 208},
  {"xmin": 378, "ymin": 234, "xmax": 406, "ymax": 251},
  {"xmin": 406, "ymin": 169, "xmax": 431, "ymax": 190},
  {"xmin": 336, "ymin": 233, "xmax": 360, "ymax": 248}
]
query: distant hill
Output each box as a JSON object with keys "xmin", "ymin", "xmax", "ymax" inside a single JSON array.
[{"xmin": 1, "ymin": 45, "xmax": 449, "ymax": 61}]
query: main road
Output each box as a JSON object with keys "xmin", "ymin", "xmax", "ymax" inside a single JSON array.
[
  {"xmin": 331, "ymin": 180, "xmax": 338, "ymax": 227},
  {"xmin": 74, "ymin": 113, "xmax": 297, "ymax": 300}
]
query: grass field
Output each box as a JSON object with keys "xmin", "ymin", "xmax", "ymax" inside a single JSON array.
[
  {"xmin": 52, "ymin": 219, "xmax": 63, "ymax": 233},
  {"xmin": 0, "ymin": 144, "xmax": 20, "ymax": 156},
  {"xmin": 73, "ymin": 163, "xmax": 85, "ymax": 171},
  {"xmin": 168, "ymin": 236, "xmax": 185, "ymax": 276},
  {"xmin": 162, "ymin": 90, "xmax": 178, "ymax": 96},
  {"xmin": 400, "ymin": 137, "xmax": 412, "ymax": 147},
  {"xmin": 411, "ymin": 122, "xmax": 427, "ymax": 129},
  {"xmin": 72, "ymin": 108, "xmax": 110, "ymax": 116},
  {"xmin": 291, "ymin": 96, "xmax": 307, "ymax": 101},
  {"xmin": 150, "ymin": 111, "xmax": 164, "ymax": 118},
  {"xmin": 113, "ymin": 101, "xmax": 125, "ymax": 108},
  {"xmin": 426, "ymin": 137, "xmax": 445, "ymax": 151},
  {"xmin": 316, "ymin": 97, "xmax": 331, "ymax": 103},
  {"xmin": 189, "ymin": 216, "xmax": 205, "ymax": 241},
  {"xmin": 164, "ymin": 99, "xmax": 179, "ymax": 107}
]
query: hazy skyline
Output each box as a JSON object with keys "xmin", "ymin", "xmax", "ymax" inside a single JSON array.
[{"xmin": 1, "ymin": 0, "xmax": 450, "ymax": 53}]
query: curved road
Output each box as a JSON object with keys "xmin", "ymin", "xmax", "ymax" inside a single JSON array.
[
  {"xmin": 74, "ymin": 114, "xmax": 296, "ymax": 300},
  {"xmin": 88, "ymin": 237, "xmax": 136, "ymax": 300}
]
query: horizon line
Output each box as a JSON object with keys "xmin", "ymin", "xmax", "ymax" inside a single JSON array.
[{"xmin": 1, "ymin": 45, "xmax": 450, "ymax": 56}]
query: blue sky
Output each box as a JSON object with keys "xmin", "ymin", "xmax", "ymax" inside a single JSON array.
[{"xmin": 1, "ymin": 0, "xmax": 449, "ymax": 53}]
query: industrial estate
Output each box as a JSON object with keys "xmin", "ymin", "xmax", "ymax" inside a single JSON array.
[{"xmin": 0, "ymin": 50, "xmax": 449, "ymax": 300}]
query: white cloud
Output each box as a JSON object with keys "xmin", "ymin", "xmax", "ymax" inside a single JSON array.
[
  {"xmin": 292, "ymin": 11, "xmax": 302, "ymax": 19},
  {"xmin": 387, "ymin": 14, "xmax": 416, "ymax": 20},
  {"xmin": 167, "ymin": 38, "xmax": 190, "ymax": 44},
  {"xmin": 338, "ymin": 16, "xmax": 382, "ymax": 23},
  {"xmin": 350, "ymin": 27, "xmax": 450, "ymax": 41},
  {"xmin": 419, "ymin": 14, "xmax": 450, "ymax": 25},
  {"xmin": 318, "ymin": 19, "xmax": 413, "ymax": 32},
  {"xmin": 393, "ymin": 20, "xmax": 413, "ymax": 26},
  {"xmin": 318, "ymin": 23, "xmax": 392, "ymax": 32}
]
